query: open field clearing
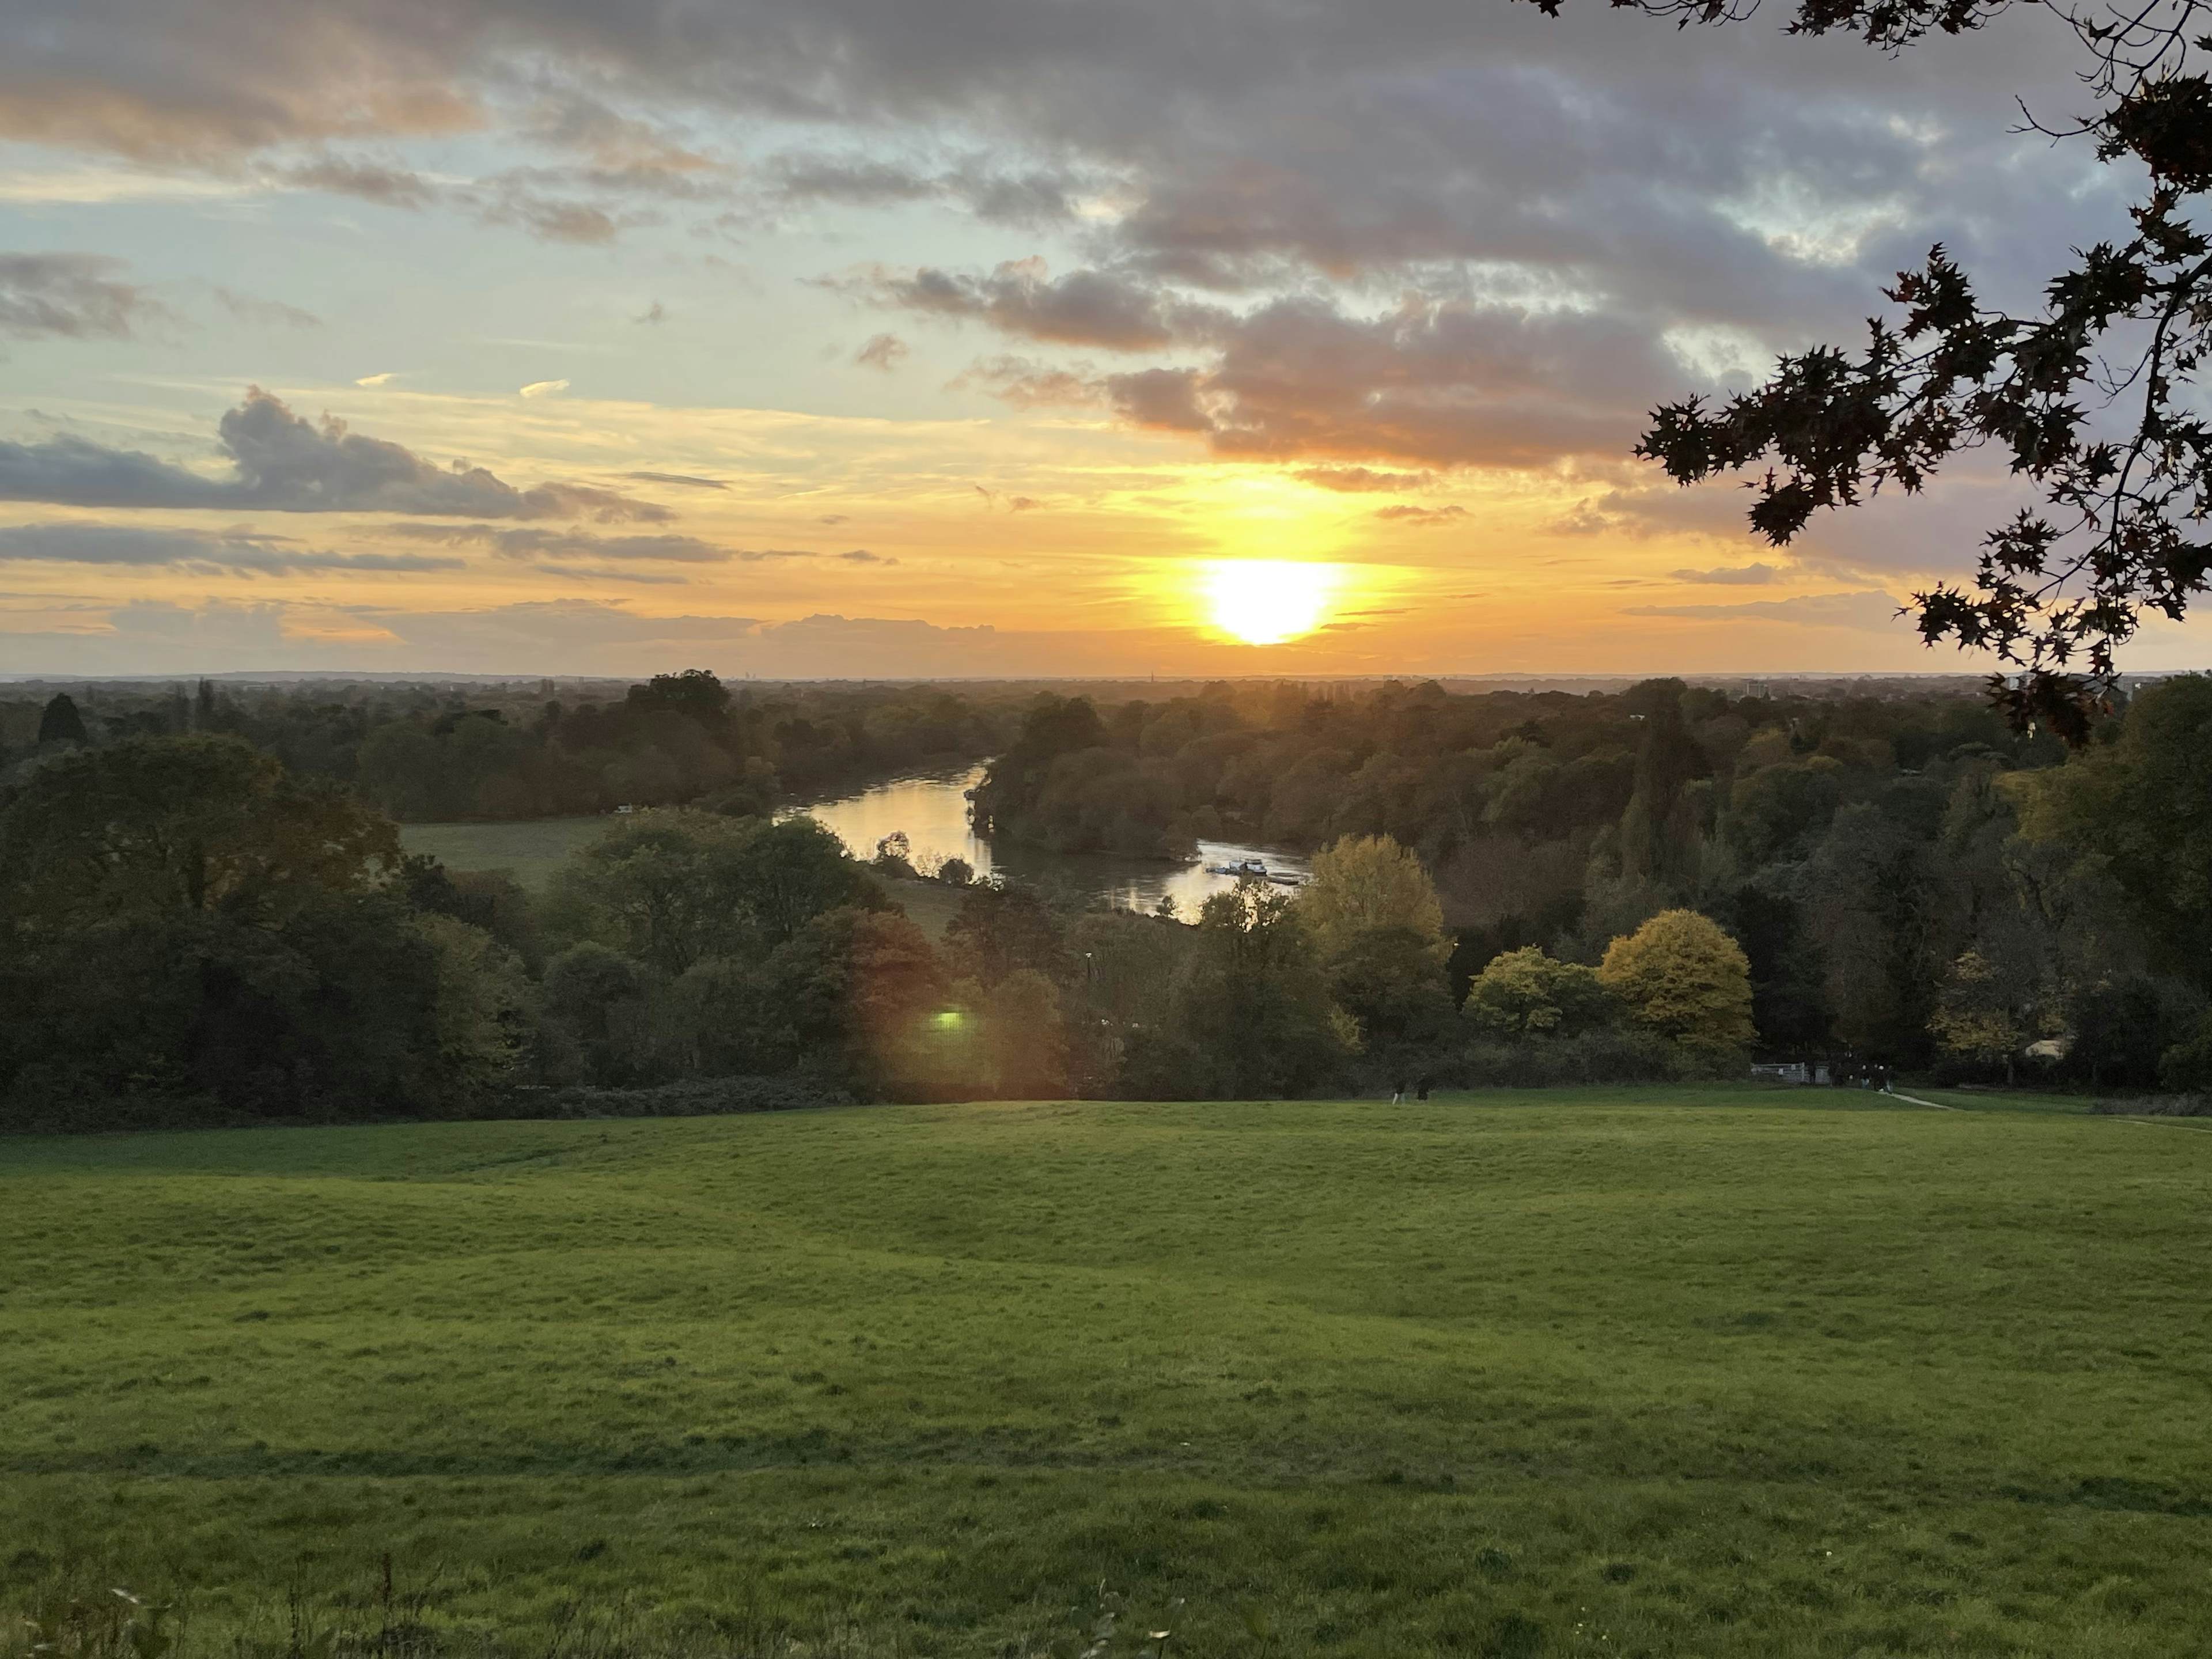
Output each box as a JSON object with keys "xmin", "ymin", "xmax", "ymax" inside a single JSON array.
[
  {"xmin": 5, "ymin": 1090, "xmax": 2209, "ymax": 1657},
  {"xmin": 396, "ymin": 819, "xmax": 609, "ymax": 891}
]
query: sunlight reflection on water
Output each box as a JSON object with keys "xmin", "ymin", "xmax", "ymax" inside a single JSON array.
[{"xmin": 786, "ymin": 763, "xmax": 1310, "ymax": 916}]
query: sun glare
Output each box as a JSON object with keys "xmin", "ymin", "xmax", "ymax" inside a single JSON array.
[{"xmin": 1201, "ymin": 560, "xmax": 1344, "ymax": 645}]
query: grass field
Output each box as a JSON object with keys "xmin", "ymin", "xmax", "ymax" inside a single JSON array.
[
  {"xmin": 6, "ymin": 1089, "xmax": 2210, "ymax": 1657},
  {"xmin": 397, "ymin": 819, "xmax": 609, "ymax": 890},
  {"xmin": 397, "ymin": 819, "xmax": 965, "ymax": 941}
]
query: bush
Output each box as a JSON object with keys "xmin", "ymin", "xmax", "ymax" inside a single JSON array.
[{"xmin": 1455, "ymin": 1029, "xmax": 1684, "ymax": 1088}]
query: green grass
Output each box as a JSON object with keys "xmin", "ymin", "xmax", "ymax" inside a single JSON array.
[
  {"xmin": 6, "ymin": 1089, "xmax": 2211, "ymax": 1657},
  {"xmin": 397, "ymin": 818, "xmax": 610, "ymax": 889}
]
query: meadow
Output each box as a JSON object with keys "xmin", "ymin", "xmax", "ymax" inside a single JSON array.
[
  {"xmin": 5, "ymin": 1089, "xmax": 2210, "ymax": 1658},
  {"xmin": 396, "ymin": 817, "xmax": 965, "ymax": 941},
  {"xmin": 397, "ymin": 819, "xmax": 609, "ymax": 891}
]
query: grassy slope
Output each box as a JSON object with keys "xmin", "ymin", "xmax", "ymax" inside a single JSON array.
[{"xmin": 5, "ymin": 1090, "xmax": 2209, "ymax": 1657}]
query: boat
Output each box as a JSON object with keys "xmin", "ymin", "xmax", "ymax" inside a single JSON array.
[{"xmin": 1205, "ymin": 857, "xmax": 1272, "ymax": 878}]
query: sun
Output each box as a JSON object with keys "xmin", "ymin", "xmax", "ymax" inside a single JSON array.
[{"xmin": 1201, "ymin": 560, "xmax": 1343, "ymax": 645}]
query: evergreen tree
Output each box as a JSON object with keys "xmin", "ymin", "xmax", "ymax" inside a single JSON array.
[{"xmin": 36, "ymin": 692, "xmax": 86, "ymax": 747}]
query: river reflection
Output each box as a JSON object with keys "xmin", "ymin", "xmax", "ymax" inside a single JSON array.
[{"xmin": 786, "ymin": 763, "xmax": 1311, "ymax": 917}]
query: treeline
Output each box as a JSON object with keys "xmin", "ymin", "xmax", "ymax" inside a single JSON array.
[
  {"xmin": 978, "ymin": 675, "xmax": 2212, "ymax": 1088},
  {"xmin": 0, "ymin": 726, "xmax": 1770, "ymax": 1131},
  {"xmin": 1, "ymin": 673, "xmax": 1020, "ymax": 823},
  {"xmin": 2, "ymin": 675, "xmax": 2205, "ymax": 1134}
]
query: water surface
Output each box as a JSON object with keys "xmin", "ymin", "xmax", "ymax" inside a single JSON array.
[{"xmin": 790, "ymin": 763, "xmax": 1310, "ymax": 916}]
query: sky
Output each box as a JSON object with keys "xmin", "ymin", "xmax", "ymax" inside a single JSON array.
[{"xmin": 0, "ymin": 0, "xmax": 2204, "ymax": 679}]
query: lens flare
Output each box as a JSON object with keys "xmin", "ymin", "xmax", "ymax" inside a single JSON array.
[{"xmin": 1200, "ymin": 560, "xmax": 1343, "ymax": 645}]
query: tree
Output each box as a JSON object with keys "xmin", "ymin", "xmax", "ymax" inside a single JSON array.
[
  {"xmin": 1161, "ymin": 881, "xmax": 1350, "ymax": 1097},
  {"xmin": 1929, "ymin": 948, "xmax": 2033, "ymax": 1083},
  {"xmin": 2020, "ymin": 676, "xmax": 2212, "ymax": 988},
  {"xmin": 1325, "ymin": 922, "xmax": 1458, "ymax": 1084},
  {"xmin": 539, "ymin": 941, "xmax": 653, "ymax": 1085},
  {"xmin": 36, "ymin": 692, "xmax": 86, "ymax": 747},
  {"xmin": 1300, "ymin": 834, "xmax": 1449, "ymax": 963},
  {"xmin": 762, "ymin": 907, "xmax": 960, "ymax": 1099},
  {"xmin": 414, "ymin": 913, "xmax": 533, "ymax": 1092},
  {"xmin": 545, "ymin": 810, "xmax": 877, "ymax": 976},
  {"xmin": 945, "ymin": 881, "xmax": 1066, "ymax": 987},
  {"xmin": 0, "ymin": 734, "xmax": 400, "ymax": 931},
  {"xmin": 1463, "ymin": 946, "xmax": 1620, "ymax": 1037},
  {"xmin": 1533, "ymin": 0, "xmax": 2212, "ymax": 736},
  {"xmin": 627, "ymin": 668, "xmax": 733, "ymax": 729},
  {"xmin": 1598, "ymin": 910, "xmax": 1756, "ymax": 1059},
  {"xmin": 984, "ymin": 968, "xmax": 1071, "ymax": 1098}
]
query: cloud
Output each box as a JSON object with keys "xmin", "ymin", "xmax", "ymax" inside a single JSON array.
[
  {"xmin": 389, "ymin": 523, "xmax": 896, "ymax": 565},
  {"xmin": 950, "ymin": 355, "xmax": 1101, "ymax": 408},
  {"xmin": 390, "ymin": 524, "xmax": 732, "ymax": 563},
  {"xmin": 624, "ymin": 470, "xmax": 726, "ymax": 490},
  {"xmin": 0, "ymin": 252, "xmax": 162, "ymax": 340},
  {"xmin": 1669, "ymin": 562, "xmax": 1781, "ymax": 584},
  {"xmin": 1297, "ymin": 466, "xmax": 1437, "ymax": 494},
  {"xmin": 0, "ymin": 0, "xmax": 2120, "ymax": 522},
  {"xmin": 635, "ymin": 301, "xmax": 667, "ymax": 324},
  {"xmin": 0, "ymin": 521, "xmax": 462, "ymax": 573},
  {"xmin": 518, "ymin": 378, "xmax": 570, "ymax": 398},
  {"xmin": 211, "ymin": 286, "xmax": 321, "ymax": 329},
  {"xmin": 1374, "ymin": 503, "xmax": 1467, "ymax": 524},
  {"xmin": 354, "ymin": 372, "xmax": 399, "ymax": 387},
  {"xmin": 1622, "ymin": 590, "xmax": 1904, "ymax": 628},
  {"xmin": 841, "ymin": 258, "xmax": 1216, "ymax": 351},
  {"xmin": 0, "ymin": 387, "xmax": 670, "ymax": 520},
  {"xmin": 854, "ymin": 331, "xmax": 908, "ymax": 371}
]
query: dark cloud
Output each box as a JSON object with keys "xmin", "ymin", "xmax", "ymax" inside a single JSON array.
[
  {"xmin": 840, "ymin": 259, "xmax": 1216, "ymax": 351},
  {"xmin": 0, "ymin": 253, "xmax": 162, "ymax": 341},
  {"xmin": 0, "ymin": 0, "xmax": 2115, "ymax": 491},
  {"xmin": 1085, "ymin": 291, "xmax": 1669, "ymax": 467},
  {"xmin": 0, "ymin": 521, "xmax": 462, "ymax": 573},
  {"xmin": 1373, "ymin": 503, "xmax": 1467, "ymax": 523},
  {"xmin": 771, "ymin": 154, "xmax": 1078, "ymax": 224},
  {"xmin": 0, "ymin": 388, "xmax": 671, "ymax": 520},
  {"xmin": 854, "ymin": 331, "xmax": 909, "ymax": 370}
]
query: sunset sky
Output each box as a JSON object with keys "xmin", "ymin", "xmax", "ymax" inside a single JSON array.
[{"xmin": 1, "ymin": 0, "xmax": 2203, "ymax": 679}]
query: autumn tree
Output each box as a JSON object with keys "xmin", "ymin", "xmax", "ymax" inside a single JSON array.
[
  {"xmin": 1533, "ymin": 0, "xmax": 2212, "ymax": 736},
  {"xmin": 1301, "ymin": 834, "xmax": 1450, "ymax": 962},
  {"xmin": 1300, "ymin": 835, "xmax": 1453, "ymax": 1083},
  {"xmin": 1464, "ymin": 946, "xmax": 1622, "ymax": 1037},
  {"xmin": 1598, "ymin": 910, "xmax": 1758, "ymax": 1058}
]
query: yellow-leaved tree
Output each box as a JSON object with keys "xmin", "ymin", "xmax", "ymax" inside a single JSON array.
[
  {"xmin": 1300, "ymin": 834, "xmax": 1449, "ymax": 964},
  {"xmin": 1597, "ymin": 910, "xmax": 1755, "ymax": 1060}
]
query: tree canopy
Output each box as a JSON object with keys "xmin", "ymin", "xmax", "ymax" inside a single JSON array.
[{"xmin": 1533, "ymin": 0, "xmax": 2212, "ymax": 737}]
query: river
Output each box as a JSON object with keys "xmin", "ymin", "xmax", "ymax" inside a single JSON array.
[{"xmin": 787, "ymin": 763, "xmax": 1311, "ymax": 916}]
